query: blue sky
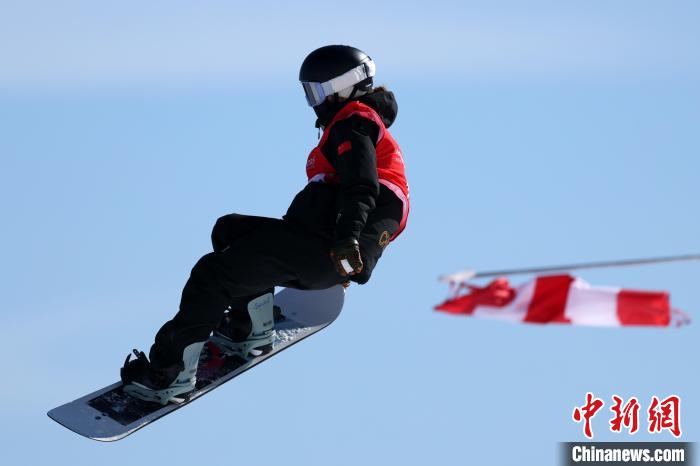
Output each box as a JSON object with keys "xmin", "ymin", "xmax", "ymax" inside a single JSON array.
[{"xmin": 1, "ymin": 1, "xmax": 698, "ymax": 465}]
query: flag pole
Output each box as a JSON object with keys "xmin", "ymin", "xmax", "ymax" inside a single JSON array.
[{"xmin": 439, "ymin": 253, "xmax": 700, "ymax": 283}]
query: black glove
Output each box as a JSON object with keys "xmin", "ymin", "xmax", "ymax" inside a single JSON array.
[{"xmin": 330, "ymin": 238, "xmax": 363, "ymax": 277}]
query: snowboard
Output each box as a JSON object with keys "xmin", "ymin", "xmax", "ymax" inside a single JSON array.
[{"xmin": 47, "ymin": 285, "xmax": 344, "ymax": 442}]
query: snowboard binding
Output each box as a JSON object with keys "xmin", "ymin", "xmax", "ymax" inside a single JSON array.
[
  {"xmin": 210, "ymin": 292, "xmax": 277, "ymax": 360},
  {"xmin": 121, "ymin": 341, "xmax": 205, "ymax": 405}
]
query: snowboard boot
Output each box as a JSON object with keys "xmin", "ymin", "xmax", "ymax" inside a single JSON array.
[
  {"xmin": 121, "ymin": 341, "xmax": 205, "ymax": 405},
  {"xmin": 210, "ymin": 292, "xmax": 275, "ymax": 359}
]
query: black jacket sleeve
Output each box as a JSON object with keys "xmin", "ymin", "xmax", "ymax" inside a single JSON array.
[{"xmin": 324, "ymin": 115, "xmax": 381, "ymax": 242}]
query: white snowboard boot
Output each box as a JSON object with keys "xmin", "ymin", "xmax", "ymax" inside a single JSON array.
[
  {"xmin": 210, "ymin": 292, "xmax": 276, "ymax": 359},
  {"xmin": 121, "ymin": 341, "xmax": 205, "ymax": 405}
]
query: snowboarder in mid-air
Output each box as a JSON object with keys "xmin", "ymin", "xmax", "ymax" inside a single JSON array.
[{"xmin": 120, "ymin": 45, "xmax": 410, "ymax": 404}]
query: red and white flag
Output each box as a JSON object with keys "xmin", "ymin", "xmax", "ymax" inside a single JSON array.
[{"xmin": 435, "ymin": 275, "xmax": 688, "ymax": 327}]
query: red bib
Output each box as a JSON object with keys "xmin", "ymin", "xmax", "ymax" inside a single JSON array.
[{"xmin": 305, "ymin": 101, "xmax": 409, "ymax": 240}]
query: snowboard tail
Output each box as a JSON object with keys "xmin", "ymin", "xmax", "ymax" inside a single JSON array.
[{"xmin": 47, "ymin": 286, "xmax": 344, "ymax": 441}]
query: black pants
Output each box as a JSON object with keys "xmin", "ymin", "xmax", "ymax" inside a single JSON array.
[{"xmin": 149, "ymin": 213, "xmax": 397, "ymax": 366}]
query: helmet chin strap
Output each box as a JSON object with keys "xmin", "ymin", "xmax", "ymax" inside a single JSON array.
[
  {"xmin": 313, "ymin": 96, "xmax": 343, "ymax": 132},
  {"xmin": 313, "ymin": 81, "xmax": 373, "ymax": 135}
]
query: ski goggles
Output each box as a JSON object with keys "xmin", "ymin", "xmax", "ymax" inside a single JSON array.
[{"xmin": 301, "ymin": 60, "xmax": 376, "ymax": 107}]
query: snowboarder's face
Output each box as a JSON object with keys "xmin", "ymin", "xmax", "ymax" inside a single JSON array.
[{"xmin": 324, "ymin": 94, "xmax": 344, "ymax": 105}]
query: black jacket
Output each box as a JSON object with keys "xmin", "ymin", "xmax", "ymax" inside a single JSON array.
[{"xmin": 284, "ymin": 91, "xmax": 402, "ymax": 242}]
